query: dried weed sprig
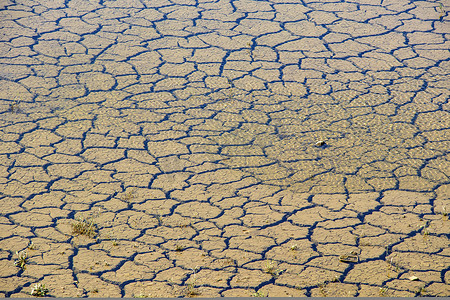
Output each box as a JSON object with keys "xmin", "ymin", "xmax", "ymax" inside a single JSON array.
[{"xmin": 9, "ymin": 101, "xmax": 20, "ymax": 113}]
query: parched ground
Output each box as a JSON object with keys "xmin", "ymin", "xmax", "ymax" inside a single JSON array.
[{"xmin": 0, "ymin": 0, "xmax": 449, "ymax": 297}]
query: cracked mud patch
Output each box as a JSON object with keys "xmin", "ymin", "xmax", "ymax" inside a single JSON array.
[{"xmin": 0, "ymin": 0, "xmax": 449, "ymax": 297}]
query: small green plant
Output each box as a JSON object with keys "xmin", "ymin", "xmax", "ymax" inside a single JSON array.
[
  {"xmin": 289, "ymin": 244, "xmax": 299, "ymax": 258},
  {"xmin": 71, "ymin": 217, "xmax": 97, "ymax": 238},
  {"xmin": 185, "ymin": 282, "xmax": 200, "ymax": 297},
  {"xmin": 251, "ymin": 290, "xmax": 267, "ymax": 297},
  {"xmin": 185, "ymin": 267, "xmax": 200, "ymax": 297},
  {"xmin": 14, "ymin": 250, "xmax": 28, "ymax": 270},
  {"xmin": 416, "ymin": 286, "xmax": 427, "ymax": 296},
  {"xmin": 175, "ymin": 244, "xmax": 184, "ymax": 252},
  {"xmin": 438, "ymin": 3, "xmax": 445, "ymax": 20},
  {"xmin": 386, "ymin": 257, "xmax": 401, "ymax": 278},
  {"xmin": 264, "ymin": 260, "xmax": 282, "ymax": 278},
  {"xmin": 418, "ymin": 221, "xmax": 430, "ymax": 239},
  {"xmin": 441, "ymin": 206, "xmax": 448, "ymax": 220},
  {"xmin": 379, "ymin": 286, "xmax": 389, "ymax": 297},
  {"xmin": 134, "ymin": 293, "xmax": 147, "ymax": 298},
  {"xmin": 27, "ymin": 240, "xmax": 36, "ymax": 250},
  {"xmin": 155, "ymin": 214, "xmax": 163, "ymax": 225},
  {"xmin": 31, "ymin": 283, "xmax": 49, "ymax": 297}
]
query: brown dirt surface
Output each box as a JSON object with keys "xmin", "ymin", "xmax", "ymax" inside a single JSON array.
[{"xmin": 0, "ymin": 0, "xmax": 449, "ymax": 297}]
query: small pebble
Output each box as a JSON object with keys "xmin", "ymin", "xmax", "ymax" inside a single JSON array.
[{"xmin": 315, "ymin": 140, "xmax": 326, "ymax": 147}]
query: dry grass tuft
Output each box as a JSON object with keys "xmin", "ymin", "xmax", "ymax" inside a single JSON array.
[{"xmin": 71, "ymin": 217, "xmax": 97, "ymax": 238}]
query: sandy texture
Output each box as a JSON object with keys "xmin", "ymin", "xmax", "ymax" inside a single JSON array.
[{"xmin": 0, "ymin": 0, "xmax": 449, "ymax": 297}]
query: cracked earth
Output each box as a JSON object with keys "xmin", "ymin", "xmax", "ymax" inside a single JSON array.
[{"xmin": 0, "ymin": 0, "xmax": 449, "ymax": 297}]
